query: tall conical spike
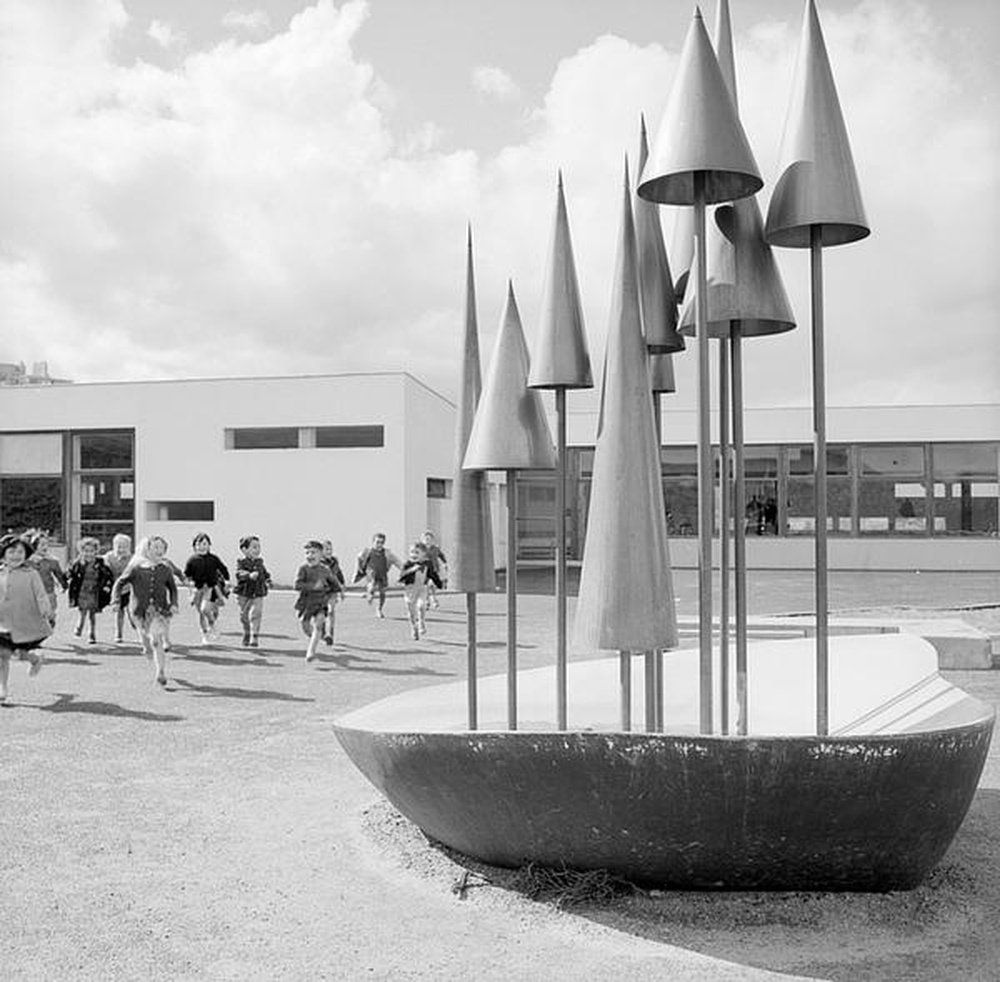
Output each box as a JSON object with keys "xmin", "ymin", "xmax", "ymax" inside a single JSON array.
[
  {"xmin": 679, "ymin": 197, "xmax": 796, "ymax": 336},
  {"xmin": 638, "ymin": 8, "xmax": 761, "ymax": 206},
  {"xmin": 463, "ymin": 282, "xmax": 556, "ymax": 472},
  {"xmin": 636, "ymin": 116, "xmax": 685, "ymax": 354},
  {"xmin": 449, "ymin": 227, "xmax": 496, "ymax": 593},
  {"xmin": 765, "ymin": 0, "xmax": 870, "ymax": 247},
  {"xmin": 528, "ymin": 173, "xmax": 594, "ymax": 390},
  {"xmin": 714, "ymin": 0, "xmax": 737, "ymax": 106},
  {"xmin": 575, "ymin": 163, "xmax": 679, "ymax": 652}
]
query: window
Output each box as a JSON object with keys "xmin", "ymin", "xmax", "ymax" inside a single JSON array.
[
  {"xmin": 426, "ymin": 478, "xmax": 451, "ymax": 499},
  {"xmin": 932, "ymin": 443, "xmax": 999, "ymax": 536},
  {"xmin": 661, "ymin": 446, "xmax": 698, "ymax": 535},
  {"xmin": 229, "ymin": 427, "xmax": 299, "ymax": 449},
  {"xmin": 859, "ymin": 445, "xmax": 926, "ymax": 534},
  {"xmin": 0, "ymin": 433, "xmax": 62, "ymax": 474},
  {"xmin": 0, "ymin": 477, "xmax": 62, "ymax": 534},
  {"xmin": 78, "ymin": 432, "xmax": 132, "ymax": 469},
  {"xmin": 742, "ymin": 446, "xmax": 779, "ymax": 536},
  {"xmin": 145, "ymin": 501, "xmax": 215, "ymax": 521},
  {"xmin": 316, "ymin": 425, "xmax": 384, "ymax": 448},
  {"xmin": 785, "ymin": 445, "xmax": 852, "ymax": 535}
]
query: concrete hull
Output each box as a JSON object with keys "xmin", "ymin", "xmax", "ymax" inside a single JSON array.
[{"xmin": 334, "ymin": 635, "xmax": 995, "ymax": 890}]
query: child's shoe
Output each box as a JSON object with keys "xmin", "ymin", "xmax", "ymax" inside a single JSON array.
[
  {"xmin": 242, "ymin": 633, "xmax": 250, "ymax": 647},
  {"xmin": 249, "ymin": 636, "xmax": 259, "ymax": 648},
  {"xmin": 28, "ymin": 652, "xmax": 44, "ymax": 677},
  {"xmin": 73, "ymin": 626, "xmax": 82, "ymax": 638},
  {"xmin": 88, "ymin": 636, "xmax": 97, "ymax": 645},
  {"xmin": 305, "ymin": 648, "xmax": 317, "ymax": 663},
  {"xmin": 323, "ymin": 634, "xmax": 333, "ymax": 646},
  {"xmin": 114, "ymin": 635, "xmax": 124, "ymax": 644}
]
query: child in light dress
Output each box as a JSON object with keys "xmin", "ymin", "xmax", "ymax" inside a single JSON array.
[
  {"xmin": 398, "ymin": 541, "xmax": 443, "ymax": 641},
  {"xmin": 111, "ymin": 536, "xmax": 178, "ymax": 687},
  {"xmin": 295, "ymin": 540, "xmax": 342, "ymax": 663},
  {"xmin": 67, "ymin": 537, "xmax": 114, "ymax": 644},
  {"xmin": 104, "ymin": 533, "xmax": 135, "ymax": 644},
  {"xmin": 0, "ymin": 534, "xmax": 52, "ymax": 704}
]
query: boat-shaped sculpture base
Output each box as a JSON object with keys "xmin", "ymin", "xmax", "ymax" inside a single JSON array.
[{"xmin": 334, "ymin": 634, "xmax": 994, "ymax": 891}]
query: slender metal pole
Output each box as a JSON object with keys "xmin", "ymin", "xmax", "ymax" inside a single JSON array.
[
  {"xmin": 555, "ymin": 388, "xmax": 568, "ymax": 730},
  {"xmin": 619, "ymin": 650, "xmax": 632, "ymax": 731},
  {"xmin": 811, "ymin": 226, "xmax": 829, "ymax": 736},
  {"xmin": 718, "ymin": 338, "xmax": 730, "ymax": 735},
  {"xmin": 731, "ymin": 326, "xmax": 748, "ymax": 735},
  {"xmin": 694, "ymin": 171, "xmax": 713, "ymax": 735},
  {"xmin": 506, "ymin": 468, "xmax": 518, "ymax": 731},
  {"xmin": 466, "ymin": 592, "xmax": 478, "ymax": 730},
  {"xmin": 652, "ymin": 391, "xmax": 664, "ymax": 733}
]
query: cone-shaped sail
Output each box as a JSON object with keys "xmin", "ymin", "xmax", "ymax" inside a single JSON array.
[
  {"xmin": 463, "ymin": 282, "xmax": 556, "ymax": 472},
  {"xmin": 450, "ymin": 228, "xmax": 496, "ymax": 593},
  {"xmin": 636, "ymin": 116, "xmax": 684, "ymax": 354},
  {"xmin": 528, "ymin": 173, "xmax": 593, "ymax": 390},
  {"xmin": 675, "ymin": 0, "xmax": 796, "ymax": 338},
  {"xmin": 679, "ymin": 195, "xmax": 797, "ymax": 337},
  {"xmin": 575, "ymin": 163, "xmax": 679, "ymax": 651},
  {"xmin": 638, "ymin": 8, "xmax": 761, "ymax": 206},
  {"xmin": 765, "ymin": 0, "xmax": 869, "ymax": 247},
  {"xmin": 649, "ymin": 352, "xmax": 677, "ymax": 393}
]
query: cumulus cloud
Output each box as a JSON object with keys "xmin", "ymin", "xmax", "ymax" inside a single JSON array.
[
  {"xmin": 472, "ymin": 65, "xmax": 520, "ymax": 101},
  {"xmin": 221, "ymin": 9, "xmax": 271, "ymax": 35},
  {"xmin": 148, "ymin": 19, "xmax": 183, "ymax": 49},
  {"xmin": 0, "ymin": 0, "xmax": 994, "ymax": 410}
]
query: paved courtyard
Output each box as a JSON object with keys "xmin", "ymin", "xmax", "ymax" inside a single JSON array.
[{"xmin": 2, "ymin": 570, "xmax": 998, "ymax": 980}]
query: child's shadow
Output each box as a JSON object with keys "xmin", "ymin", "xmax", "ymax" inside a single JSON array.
[
  {"xmin": 39, "ymin": 692, "xmax": 183, "ymax": 722},
  {"xmin": 171, "ymin": 678, "xmax": 313, "ymax": 702}
]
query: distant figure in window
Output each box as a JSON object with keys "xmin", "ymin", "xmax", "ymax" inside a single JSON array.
[
  {"xmin": 27, "ymin": 530, "xmax": 67, "ymax": 625},
  {"xmin": 746, "ymin": 495, "xmax": 763, "ymax": 536},
  {"xmin": 355, "ymin": 532, "xmax": 401, "ymax": 619},
  {"xmin": 899, "ymin": 497, "xmax": 915, "ymax": 518},
  {"xmin": 183, "ymin": 533, "xmax": 230, "ymax": 646},
  {"xmin": 68, "ymin": 536, "xmax": 114, "ymax": 644},
  {"xmin": 234, "ymin": 535, "xmax": 272, "ymax": 649},
  {"xmin": 104, "ymin": 533, "xmax": 136, "ymax": 644},
  {"xmin": 295, "ymin": 540, "xmax": 342, "ymax": 662},
  {"xmin": 421, "ymin": 530, "xmax": 447, "ymax": 610},
  {"xmin": 319, "ymin": 540, "xmax": 345, "ymax": 646},
  {"xmin": 763, "ymin": 497, "xmax": 778, "ymax": 536},
  {"xmin": 0, "ymin": 533, "xmax": 53, "ymax": 704},
  {"xmin": 112, "ymin": 536, "xmax": 178, "ymax": 687}
]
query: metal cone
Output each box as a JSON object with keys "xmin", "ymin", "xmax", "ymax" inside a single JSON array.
[
  {"xmin": 450, "ymin": 227, "xmax": 496, "ymax": 594},
  {"xmin": 528, "ymin": 173, "xmax": 594, "ymax": 390},
  {"xmin": 678, "ymin": 195, "xmax": 797, "ymax": 337},
  {"xmin": 463, "ymin": 282, "xmax": 556, "ymax": 472},
  {"xmin": 649, "ymin": 352, "xmax": 677, "ymax": 393},
  {"xmin": 636, "ymin": 117, "xmax": 684, "ymax": 354},
  {"xmin": 765, "ymin": 0, "xmax": 870, "ymax": 247},
  {"xmin": 637, "ymin": 8, "xmax": 761, "ymax": 206},
  {"xmin": 575, "ymin": 162, "xmax": 679, "ymax": 652}
]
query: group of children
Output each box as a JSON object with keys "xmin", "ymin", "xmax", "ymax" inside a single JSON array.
[{"xmin": 0, "ymin": 527, "xmax": 448, "ymax": 702}]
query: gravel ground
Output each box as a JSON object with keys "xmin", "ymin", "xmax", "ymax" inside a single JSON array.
[{"xmin": 2, "ymin": 570, "xmax": 998, "ymax": 981}]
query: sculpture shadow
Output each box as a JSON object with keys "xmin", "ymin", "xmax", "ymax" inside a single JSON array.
[
  {"xmin": 39, "ymin": 692, "xmax": 183, "ymax": 723},
  {"xmin": 410, "ymin": 787, "xmax": 1000, "ymax": 982},
  {"xmin": 170, "ymin": 677, "xmax": 313, "ymax": 703}
]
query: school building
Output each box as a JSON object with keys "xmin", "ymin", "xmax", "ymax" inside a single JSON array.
[{"xmin": 0, "ymin": 372, "xmax": 997, "ymax": 578}]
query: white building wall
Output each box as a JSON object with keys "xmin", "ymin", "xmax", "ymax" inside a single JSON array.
[{"xmin": 0, "ymin": 373, "xmax": 455, "ymax": 585}]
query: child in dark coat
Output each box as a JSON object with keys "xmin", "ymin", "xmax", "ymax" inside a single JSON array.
[
  {"xmin": 67, "ymin": 536, "xmax": 114, "ymax": 644},
  {"xmin": 295, "ymin": 540, "xmax": 342, "ymax": 663}
]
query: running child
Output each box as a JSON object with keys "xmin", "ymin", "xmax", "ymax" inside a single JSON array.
[
  {"xmin": 0, "ymin": 534, "xmax": 53, "ymax": 704},
  {"xmin": 104, "ymin": 533, "xmax": 136, "ymax": 644},
  {"xmin": 320, "ymin": 540, "xmax": 345, "ymax": 646},
  {"xmin": 112, "ymin": 536, "xmax": 178, "ymax": 687},
  {"xmin": 67, "ymin": 536, "xmax": 114, "ymax": 644},
  {"xmin": 355, "ymin": 532, "xmax": 401, "ymax": 619},
  {"xmin": 234, "ymin": 535, "xmax": 271, "ymax": 648},
  {"xmin": 28, "ymin": 530, "xmax": 67, "ymax": 625},
  {"xmin": 421, "ymin": 530, "xmax": 448, "ymax": 610},
  {"xmin": 183, "ymin": 533, "xmax": 230, "ymax": 645},
  {"xmin": 398, "ymin": 541, "xmax": 443, "ymax": 640},
  {"xmin": 295, "ymin": 540, "xmax": 342, "ymax": 663}
]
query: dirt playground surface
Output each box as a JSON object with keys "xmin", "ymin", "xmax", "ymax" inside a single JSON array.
[{"xmin": 2, "ymin": 569, "xmax": 999, "ymax": 980}]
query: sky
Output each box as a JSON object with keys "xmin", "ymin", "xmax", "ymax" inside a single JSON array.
[{"xmin": 1, "ymin": 0, "xmax": 997, "ymax": 410}]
